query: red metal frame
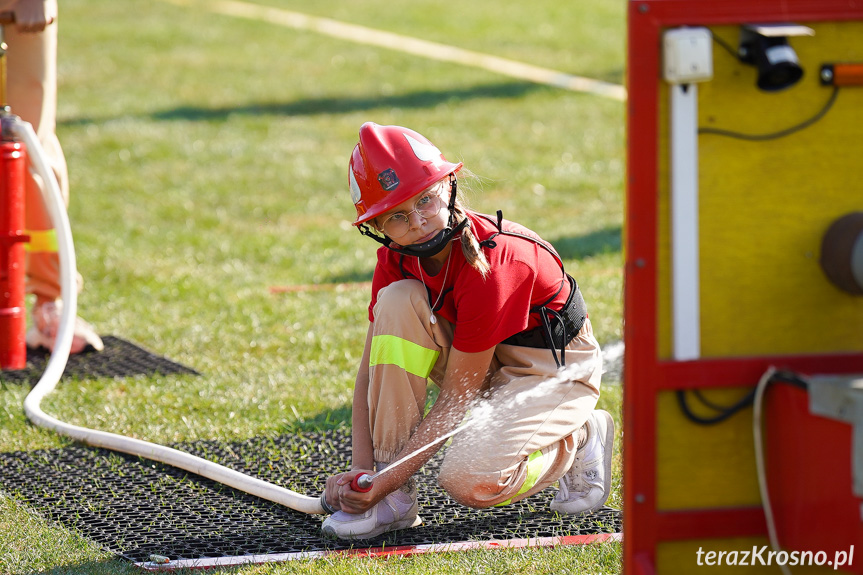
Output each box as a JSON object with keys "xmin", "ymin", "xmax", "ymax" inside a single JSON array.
[{"xmin": 624, "ymin": 1, "xmax": 863, "ymax": 573}]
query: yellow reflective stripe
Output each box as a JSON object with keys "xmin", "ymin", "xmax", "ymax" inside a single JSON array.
[
  {"xmin": 495, "ymin": 449, "xmax": 545, "ymax": 507},
  {"xmin": 24, "ymin": 229, "xmax": 58, "ymax": 253},
  {"xmin": 369, "ymin": 334, "xmax": 439, "ymax": 378}
]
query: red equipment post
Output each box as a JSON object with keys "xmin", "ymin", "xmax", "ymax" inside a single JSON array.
[
  {"xmin": 0, "ymin": 15, "xmax": 29, "ymax": 370},
  {"xmin": 0, "ymin": 111, "xmax": 28, "ymax": 370}
]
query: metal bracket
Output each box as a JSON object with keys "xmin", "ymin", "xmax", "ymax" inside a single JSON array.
[{"xmin": 808, "ymin": 374, "xmax": 863, "ymax": 504}]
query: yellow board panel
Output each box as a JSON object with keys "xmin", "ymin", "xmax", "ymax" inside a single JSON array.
[
  {"xmin": 657, "ymin": 23, "xmax": 863, "ymax": 360},
  {"xmin": 658, "ymin": 537, "xmax": 849, "ymax": 574},
  {"xmin": 655, "ymin": 389, "xmax": 760, "ymax": 510}
]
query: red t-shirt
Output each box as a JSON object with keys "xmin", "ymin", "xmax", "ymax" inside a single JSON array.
[{"xmin": 368, "ymin": 211, "xmax": 569, "ymax": 353}]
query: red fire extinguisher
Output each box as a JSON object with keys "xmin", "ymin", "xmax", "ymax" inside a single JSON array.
[
  {"xmin": 0, "ymin": 111, "xmax": 28, "ymax": 370},
  {"xmin": 0, "ymin": 16, "xmax": 28, "ymax": 370}
]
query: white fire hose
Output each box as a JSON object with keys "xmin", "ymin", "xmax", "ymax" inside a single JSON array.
[{"xmin": 14, "ymin": 118, "xmax": 326, "ymax": 515}]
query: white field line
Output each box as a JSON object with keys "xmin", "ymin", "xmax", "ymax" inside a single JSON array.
[
  {"xmin": 136, "ymin": 533, "xmax": 624, "ymax": 570},
  {"xmin": 161, "ymin": 0, "xmax": 627, "ymax": 101}
]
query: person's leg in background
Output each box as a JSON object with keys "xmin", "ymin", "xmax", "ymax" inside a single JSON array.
[{"xmin": 6, "ymin": 6, "xmax": 103, "ymax": 353}]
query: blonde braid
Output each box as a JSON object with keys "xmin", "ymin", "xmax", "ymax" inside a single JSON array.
[{"xmin": 453, "ymin": 204, "xmax": 490, "ymax": 279}]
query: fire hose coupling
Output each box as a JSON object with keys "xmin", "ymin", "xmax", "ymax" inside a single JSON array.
[
  {"xmin": 319, "ymin": 492, "xmax": 337, "ymax": 514},
  {"xmin": 351, "ymin": 473, "xmax": 374, "ymax": 492},
  {"xmin": 319, "ymin": 473, "xmax": 374, "ymax": 514}
]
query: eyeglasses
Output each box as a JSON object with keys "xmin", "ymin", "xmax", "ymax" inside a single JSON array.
[{"xmin": 379, "ymin": 188, "xmax": 445, "ymax": 239}]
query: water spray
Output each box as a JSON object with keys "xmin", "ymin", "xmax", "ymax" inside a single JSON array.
[
  {"xmin": 349, "ymin": 421, "xmax": 473, "ymax": 493},
  {"xmin": 346, "ymin": 359, "xmax": 598, "ymax": 494}
]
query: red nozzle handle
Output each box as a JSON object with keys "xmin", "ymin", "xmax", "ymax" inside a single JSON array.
[{"xmin": 350, "ymin": 473, "xmax": 374, "ymax": 492}]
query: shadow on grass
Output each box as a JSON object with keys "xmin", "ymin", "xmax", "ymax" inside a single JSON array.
[
  {"xmin": 328, "ymin": 269, "xmax": 374, "ymax": 285},
  {"xmin": 294, "ymin": 226, "xmax": 620, "ymax": 293},
  {"xmin": 59, "ymin": 81, "xmax": 547, "ymax": 126},
  {"xmin": 550, "ymin": 225, "xmax": 621, "ymax": 261},
  {"xmin": 286, "ymin": 385, "xmax": 440, "ymax": 432},
  {"xmin": 282, "ymin": 403, "xmax": 353, "ymax": 432}
]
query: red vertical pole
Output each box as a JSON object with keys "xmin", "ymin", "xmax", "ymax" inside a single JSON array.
[
  {"xmin": 0, "ymin": 113, "xmax": 29, "ymax": 370},
  {"xmin": 0, "ymin": 16, "xmax": 29, "ymax": 370}
]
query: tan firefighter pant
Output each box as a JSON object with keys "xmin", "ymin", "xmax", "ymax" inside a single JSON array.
[
  {"xmin": 5, "ymin": 8, "xmax": 70, "ymax": 301},
  {"xmin": 367, "ymin": 279, "xmax": 602, "ymax": 509}
]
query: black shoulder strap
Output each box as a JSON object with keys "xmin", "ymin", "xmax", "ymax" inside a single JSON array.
[
  {"xmin": 475, "ymin": 211, "xmax": 565, "ymax": 270},
  {"xmin": 475, "ymin": 210, "xmax": 582, "ymax": 368},
  {"xmin": 474, "ymin": 210, "xmax": 566, "ymax": 308},
  {"xmin": 478, "ymin": 210, "xmax": 504, "ymax": 249}
]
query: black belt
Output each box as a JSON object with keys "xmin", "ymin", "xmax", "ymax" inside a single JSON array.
[{"xmin": 501, "ymin": 275, "xmax": 587, "ymax": 366}]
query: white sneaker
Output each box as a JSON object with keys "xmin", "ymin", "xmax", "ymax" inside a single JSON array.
[
  {"xmin": 551, "ymin": 409, "xmax": 615, "ymax": 515},
  {"xmin": 321, "ymin": 478, "xmax": 422, "ymax": 540},
  {"xmin": 26, "ymin": 300, "xmax": 104, "ymax": 354}
]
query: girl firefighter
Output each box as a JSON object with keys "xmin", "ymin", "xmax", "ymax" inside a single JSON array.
[{"xmin": 321, "ymin": 122, "xmax": 614, "ymax": 539}]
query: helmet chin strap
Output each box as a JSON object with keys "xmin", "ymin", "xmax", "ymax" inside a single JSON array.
[
  {"xmin": 357, "ymin": 174, "xmax": 466, "ymax": 258},
  {"xmin": 389, "ymin": 217, "xmax": 468, "ymax": 257}
]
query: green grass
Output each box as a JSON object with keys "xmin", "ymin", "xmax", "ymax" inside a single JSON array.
[{"xmin": 0, "ymin": 0, "xmax": 625, "ymax": 572}]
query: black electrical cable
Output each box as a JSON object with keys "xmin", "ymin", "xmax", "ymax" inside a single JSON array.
[
  {"xmin": 676, "ymin": 370, "xmax": 809, "ymax": 425},
  {"xmin": 676, "ymin": 387, "xmax": 757, "ymax": 425},
  {"xmin": 769, "ymin": 369, "xmax": 809, "ymax": 390},
  {"xmin": 710, "ymin": 31, "xmax": 740, "ymax": 60},
  {"xmin": 702, "ymin": 31, "xmax": 840, "ymax": 142},
  {"xmin": 692, "ymin": 388, "xmax": 740, "ymax": 412},
  {"xmin": 698, "ymin": 86, "xmax": 840, "ymax": 141}
]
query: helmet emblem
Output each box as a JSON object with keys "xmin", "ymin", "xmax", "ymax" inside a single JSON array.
[
  {"xmin": 377, "ymin": 168, "xmax": 400, "ymax": 191},
  {"xmin": 405, "ymin": 134, "xmax": 445, "ymax": 168}
]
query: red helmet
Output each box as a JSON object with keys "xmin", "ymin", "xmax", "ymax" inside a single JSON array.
[{"xmin": 349, "ymin": 123, "xmax": 463, "ymax": 226}]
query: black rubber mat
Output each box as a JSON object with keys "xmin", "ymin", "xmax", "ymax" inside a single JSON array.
[
  {"xmin": 0, "ymin": 336, "xmax": 199, "ymax": 384},
  {"xmin": 0, "ymin": 429, "xmax": 622, "ymax": 563}
]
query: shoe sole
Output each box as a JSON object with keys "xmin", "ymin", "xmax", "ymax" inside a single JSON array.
[
  {"xmin": 25, "ymin": 326, "xmax": 104, "ymax": 354},
  {"xmin": 25, "ymin": 326, "xmax": 53, "ymax": 351},
  {"xmin": 322, "ymin": 514, "xmax": 422, "ymax": 540}
]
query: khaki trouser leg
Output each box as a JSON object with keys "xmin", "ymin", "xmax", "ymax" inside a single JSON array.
[
  {"xmin": 7, "ymin": 19, "xmax": 69, "ymax": 301},
  {"xmin": 368, "ymin": 278, "xmax": 603, "ymax": 508},
  {"xmin": 367, "ymin": 280, "xmax": 453, "ymax": 464},
  {"xmin": 439, "ymin": 320, "xmax": 602, "ymax": 508}
]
